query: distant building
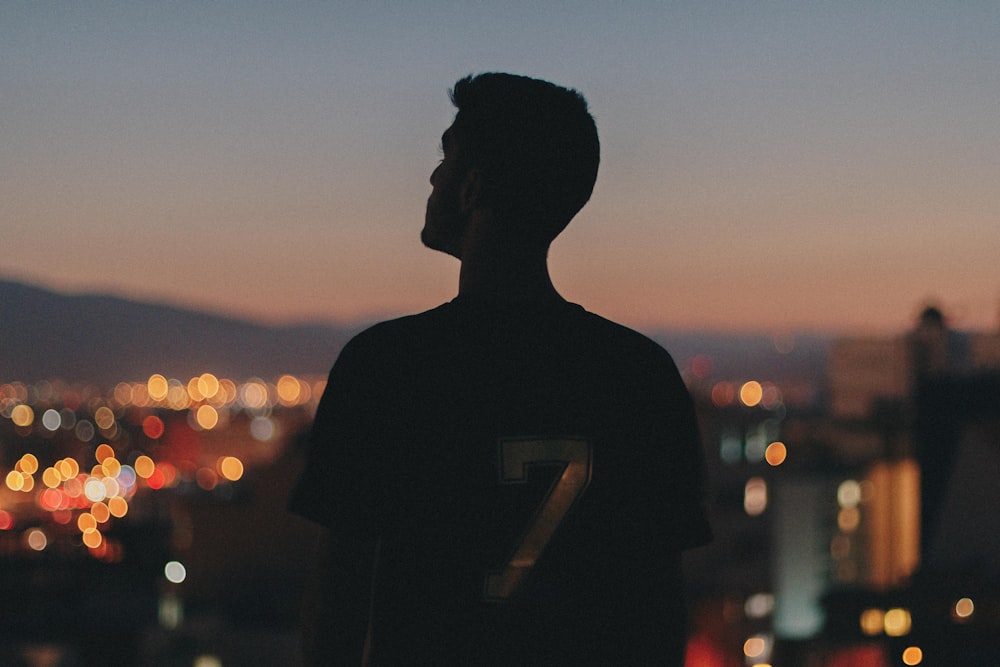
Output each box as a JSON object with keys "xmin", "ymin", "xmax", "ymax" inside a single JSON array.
[{"xmin": 814, "ymin": 305, "xmax": 1000, "ymax": 665}]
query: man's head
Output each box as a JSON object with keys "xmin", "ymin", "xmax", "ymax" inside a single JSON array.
[{"xmin": 423, "ymin": 73, "xmax": 600, "ymax": 255}]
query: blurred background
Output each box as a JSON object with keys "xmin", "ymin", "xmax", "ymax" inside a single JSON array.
[{"xmin": 3, "ymin": 2, "xmax": 999, "ymax": 665}]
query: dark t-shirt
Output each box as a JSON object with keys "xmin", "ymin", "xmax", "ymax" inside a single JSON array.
[{"xmin": 290, "ymin": 296, "xmax": 711, "ymax": 665}]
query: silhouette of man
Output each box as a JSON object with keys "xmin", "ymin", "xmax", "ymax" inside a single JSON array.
[{"xmin": 290, "ymin": 73, "xmax": 711, "ymax": 666}]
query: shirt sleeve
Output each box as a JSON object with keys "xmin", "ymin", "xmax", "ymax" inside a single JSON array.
[
  {"xmin": 629, "ymin": 345, "xmax": 712, "ymax": 551},
  {"xmin": 661, "ymin": 355, "xmax": 713, "ymax": 549},
  {"xmin": 288, "ymin": 334, "xmax": 390, "ymax": 540}
]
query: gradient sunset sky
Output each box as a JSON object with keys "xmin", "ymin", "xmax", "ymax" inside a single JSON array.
[{"xmin": 3, "ymin": 2, "xmax": 998, "ymax": 335}]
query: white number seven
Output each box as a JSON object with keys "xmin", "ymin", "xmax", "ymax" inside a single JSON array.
[{"xmin": 484, "ymin": 437, "xmax": 593, "ymax": 601}]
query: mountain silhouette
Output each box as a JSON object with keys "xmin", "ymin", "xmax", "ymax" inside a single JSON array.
[
  {"xmin": 1, "ymin": 279, "xmax": 828, "ymax": 391},
  {"xmin": 0, "ymin": 279, "xmax": 358, "ymax": 386}
]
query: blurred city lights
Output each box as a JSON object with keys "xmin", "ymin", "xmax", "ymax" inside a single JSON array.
[
  {"xmin": 134, "ymin": 455, "xmax": 156, "ymax": 479},
  {"xmin": 11, "ymin": 404, "xmax": 34, "ymax": 427},
  {"xmin": 6, "ymin": 470, "xmax": 25, "ymax": 492},
  {"xmin": 250, "ymin": 416, "xmax": 276, "ymax": 441},
  {"xmin": 764, "ymin": 441, "xmax": 787, "ymax": 466},
  {"xmin": 276, "ymin": 374, "xmax": 301, "ymax": 405},
  {"xmin": 837, "ymin": 507, "xmax": 860, "ymax": 532},
  {"xmin": 196, "ymin": 405, "xmax": 219, "ymax": 430},
  {"xmin": 884, "ymin": 608, "xmax": 912, "ymax": 637},
  {"xmin": 744, "ymin": 477, "xmax": 768, "ymax": 516},
  {"xmin": 94, "ymin": 406, "xmax": 115, "ymax": 430},
  {"xmin": 743, "ymin": 636, "xmax": 766, "ymax": 658},
  {"xmin": 745, "ymin": 593, "xmax": 775, "ymax": 619},
  {"xmin": 901, "ymin": 646, "xmax": 923, "ymax": 665},
  {"xmin": 41, "ymin": 408, "xmax": 61, "ymax": 430},
  {"xmin": 711, "ymin": 381, "xmax": 735, "ymax": 407},
  {"xmin": 26, "ymin": 528, "xmax": 48, "ymax": 551},
  {"xmin": 218, "ymin": 456, "xmax": 244, "ymax": 482},
  {"xmin": 82, "ymin": 529, "xmax": 103, "ymax": 549},
  {"xmin": 740, "ymin": 381, "xmax": 763, "ymax": 407},
  {"xmin": 147, "ymin": 374, "xmax": 168, "ymax": 401},
  {"xmin": 197, "ymin": 373, "xmax": 220, "ymax": 400},
  {"xmin": 953, "ymin": 597, "xmax": 974, "ymax": 621},
  {"xmin": 19, "ymin": 453, "xmax": 39, "ymax": 475},
  {"xmin": 860, "ymin": 608, "xmax": 884, "ymax": 635},
  {"xmin": 95, "ymin": 444, "xmax": 115, "ymax": 463},
  {"xmin": 837, "ymin": 480, "xmax": 861, "ymax": 508},
  {"xmin": 142, "ymin": 415, "xmax": 165, "ymax": 439},
  {"xmin": 164, "ymin": 560, "xmax": 187, "ymax": 584}
]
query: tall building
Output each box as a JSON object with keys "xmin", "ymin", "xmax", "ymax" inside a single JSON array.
[{"xmin": 818, "ymin": 305, "xmax": 1000, "ymax": 665}]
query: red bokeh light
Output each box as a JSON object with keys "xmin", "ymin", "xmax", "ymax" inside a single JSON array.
[{"xmin": 142, "ymin": 415, "xmax": 165, "ymax": 439}]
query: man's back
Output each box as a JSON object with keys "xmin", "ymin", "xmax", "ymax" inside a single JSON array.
[{"xmin": 291, "ymin": 296, "xmax": 710, "ymax": 664}]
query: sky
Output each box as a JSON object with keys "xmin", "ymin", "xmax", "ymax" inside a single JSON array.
[{"xmin": 3, "ymin": 2, "xmax": 999, "ymax": 335}]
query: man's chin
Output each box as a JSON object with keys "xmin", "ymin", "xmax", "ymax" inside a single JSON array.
[
  {"xmin": 420, "ymin": 228, "xmax": 461, "ymax": 259},
  {"xmin": 420, "ymin": 226, "xmax": 438, "ymax": 249}
]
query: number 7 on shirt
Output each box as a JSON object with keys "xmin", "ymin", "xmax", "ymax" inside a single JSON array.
[{"xmin": 484, "ymin": 437, "xmax": 593, "ymax": 601}]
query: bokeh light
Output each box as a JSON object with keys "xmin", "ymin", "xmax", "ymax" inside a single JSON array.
[
  {"xmin": 5, "ymin": 470, "xmax": 25, "ymax": 492},
  {"xmin": 953, "ymin": 597, "xmax": 974, "ymax": 621},
  {"xmin": 102, "ymin": 457, "xmax": 122, "ymax": 479},
  {"xmin": 739, "ymin": 381, "xmax": 763, "ymax": 407},
  {"xmin": 764, "ymin": 441, "xmax": 786, "ymax": 466},
  {"xmin": 164, "ymin": 561, "xmax": 187, "ymax": 584},
  {"xmin": 18, "ymin": 453, "xmax": 39, "ymax": 475},
  {"xmin": 744, "ymin": 593, "xmax": 775, "ymax": 619},
  {"xmin": 239, "ymin": 380, "xmax": 269, "ymax": 410},
  {"xmin": 276, "ymin": 375, "xmax": 301, "ymax": 405},
  {"xmin": 837, "ymin": 480, "xmax": 862, "ymax": 508},
  {"xmin": 838, "ymin": 507, "xmax": 861, "ymax": 532},
  {"xmin": 78, "ymin": 512, "xmax": 98, "ymax": 533},
  {"xmin": 41, "ymin": 408, "xmax": 61, "ymax": 430},
  {"xmin": 142, "ymin": 415, "xmax": 165, "ymax": 439},
  {"xmin": 95, "ymin": 444, "xmax": 115, "ymax": 463},
  {"xmin": 196, "ymin": 405, "xmax": 219, "ymax": 430},
  {"xmin": 108, "ymin": 496, "xmax": 129, "ymax": 518},
  {"xmin": 198, "ymin": 373, "xmax": 220, "ymax": 400},
  {"xmin": 91, "ymin": 502, "xmax": 111, "ymax": 524},
  {"xmin": 26, "ymin": 528, "xmax": 48, "ymax": 551},
  {"xmin": 884, "ymin": 608, "xmax": 912, "ymax": 637},
  {"xmin": 75, "ymin": 420, "xmax": 95, "ymax": 442},
  {"xmin": 743, "ymin": 636, "xmax": 766, "ymax": 658},
  {"xmin": 901, "ymin": 646, "xmax": 923, "ymax": 665},
  {"xmin": 11, "ymin": 404, "xmax": 34, "ymax": 427},
  {"xmin": 147, "ymin": 374, "xmax": 169, "ymax": 401},
  {"xmin": 42, "ymin": 467, "xmax": 61, "ymax": 488},
  {"xmin": 250, "ymin": 416, "xmax": 275, "ymax": 441},
  {"xmin": 84, "ymin": 478, "xmax": 107, "ymax": 502},
  {"xmin": 134, "ymin": 456, "xmax": 156, "ymax": 479},
  {"xmin": 744, "ymin": 477, "xmax": 767, "ymax": 516},
  {"xmin": 94, "ymin": 406, "xmax": 115, "ymax": 430},
  {"xmin": 711, "ymin": 381, "xmax": 735, "ymax": 407},
  {"xmin": 219, "ymin": 456, "xmax": 244, "ymax": 482},
  {"xmin": 860, "ymin": 608, "xmax": 884, "ymax": 636},
  {"xmin": 82, "ymin": 529, "xmax": 103, "ymax": 549}
]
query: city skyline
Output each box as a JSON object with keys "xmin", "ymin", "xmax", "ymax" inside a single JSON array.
[{"xmin": 3, "ymin": 2, "xmax": 999, "ymax": 335}]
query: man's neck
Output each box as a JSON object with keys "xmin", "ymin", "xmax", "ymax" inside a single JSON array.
[{"xmin": 456, "ymin": 214, "xmax": 561, "ymax": 301}]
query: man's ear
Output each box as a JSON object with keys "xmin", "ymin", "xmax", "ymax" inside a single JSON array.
[{"xmin": 458, "ymin": 167, "xmax": 482, "ymax": 214}]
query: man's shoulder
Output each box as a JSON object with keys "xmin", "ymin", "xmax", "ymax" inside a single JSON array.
[
  {"xmin": 572, "ymin": 308, "xmax": 678, "ymax": 367},
  {"xmin": 340, "ymin": 302, "xmax": 453, "ymax": 352},
  {"xmin": 338, "ymin": 298, "xmax": 676, "ymax": 370}
]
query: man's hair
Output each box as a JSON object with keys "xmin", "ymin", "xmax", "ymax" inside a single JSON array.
[{"xmin": 449, "ymin": 73, "xmax": 600, "ymax": 244}]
